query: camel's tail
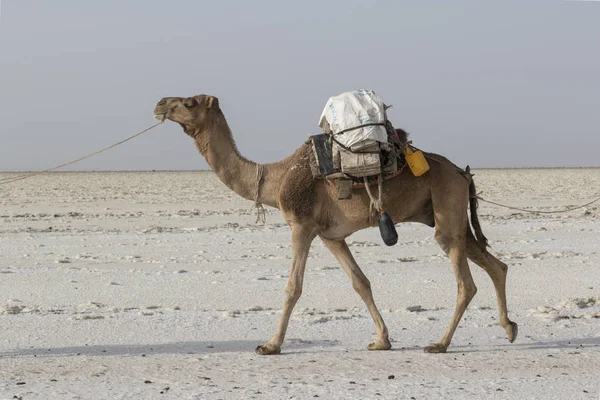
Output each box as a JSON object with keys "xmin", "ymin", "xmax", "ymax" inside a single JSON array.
[{"xmin": 468, "ymin": 175, "xmax": 489, "ymax": 249}]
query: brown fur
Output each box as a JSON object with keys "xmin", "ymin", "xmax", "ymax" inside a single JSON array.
[{"xmin": 154, "ymin": 95, "xmax": 517, "ymax": 355}]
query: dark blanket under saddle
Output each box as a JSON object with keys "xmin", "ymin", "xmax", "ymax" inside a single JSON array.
[{"xmin": 309, "ymin": 124, "xmax": 409, "ymax": 182}]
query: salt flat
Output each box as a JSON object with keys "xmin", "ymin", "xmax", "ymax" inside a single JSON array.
[{"xmin": 0, "ymin": 169, "xmax": 599, "ymax": 400}]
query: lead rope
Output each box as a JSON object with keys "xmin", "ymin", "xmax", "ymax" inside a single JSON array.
[
  {"xmin": 0, "ymin": 121, "xmax": 164, "ymax": 185},
  {"xmin": 254, "ymin": 164, "xmax": 266, "ymax": 223},
  {"xmin": 474, "ymin": 194, "xmax": 600, "ymax": 214},
  {"xmin": 414, "ymin": 148, "xmax": 600, "ymax": 215}
]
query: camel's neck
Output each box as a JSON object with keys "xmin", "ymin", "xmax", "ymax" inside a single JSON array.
[{"xmin": 192, "ymin": 114, "xmax": 285, "ymax": 209}]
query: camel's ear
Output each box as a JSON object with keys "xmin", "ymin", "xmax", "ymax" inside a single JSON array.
[
  {"xmin": 206, "ymin": 96, "xmax": 218, "ymax": 109},
  {"xmin": 183, "ymin": 97, "xmax": 198, "ymax": 108}
]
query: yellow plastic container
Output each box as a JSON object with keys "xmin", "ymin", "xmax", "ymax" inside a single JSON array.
[{"xmin": 404, "ymin": 146, "xmax": 430, "ymax": 177}]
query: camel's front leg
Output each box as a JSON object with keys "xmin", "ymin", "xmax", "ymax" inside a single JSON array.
[
  {"xmin": 256, "ymin": 226, "xmax": 316, "ymax": 355},
  {"xmin": 321, "ymin": 238, "xmax": 391, "ymax": 351}
]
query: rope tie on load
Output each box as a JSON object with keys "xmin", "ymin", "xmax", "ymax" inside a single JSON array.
[
  {"xmin": 254, "ymin": 164, "xmax": 266, "ymax": 223},
  {"xmin": 363, "ymin": 173, "xmax": 384, "ymax": 218}
]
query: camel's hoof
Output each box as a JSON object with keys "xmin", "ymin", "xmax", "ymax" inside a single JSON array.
[
  {"xmin": 368, "ymin": 339, "xmax": 392, "ymax": 351},
  {"xmin": 424, "ymin": 343, "xmax": 447, "ymax": 353},
  {"xmin": 255, "ymin": 344, "xmax": 281, "ymax": 355},
  {"xmin": 507, "ymin": 321, "xmax": 518, "ymax": 343}
]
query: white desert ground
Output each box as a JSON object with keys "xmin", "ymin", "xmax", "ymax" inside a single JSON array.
[{"xmin": 0, "ymin": 169, "xmax": 599, "ymax": 400}]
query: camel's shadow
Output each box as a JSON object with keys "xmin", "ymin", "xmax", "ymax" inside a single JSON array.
[
  {"xmin": 2, "ymin": 337, "xmax": 598, "ymax": 358},
  {"xmin": 448, "ymin": 336, "xmax": 600, "ymax": 353},
  {"xmin": 0, "ymin": 339, "xmax": 339, "ymax": 358}
]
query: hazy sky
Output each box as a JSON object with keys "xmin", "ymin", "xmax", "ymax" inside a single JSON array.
[{"xmin": 1, "ymin": 1, "xmax": 599, "ymax": 171}]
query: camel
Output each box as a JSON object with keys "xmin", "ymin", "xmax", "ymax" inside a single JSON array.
[{"xmin": 153, "ymin": 94, "xmax": 518, "ymax": 355}]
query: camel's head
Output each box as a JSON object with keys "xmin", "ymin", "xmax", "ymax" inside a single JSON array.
[{"xmin": 154, "ymin": 95, "xmax": 220, "ymax": 137}]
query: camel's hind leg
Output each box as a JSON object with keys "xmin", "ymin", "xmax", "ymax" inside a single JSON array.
[
  {"xmin": 321, "ymin": 238, "xmax": 391, "ymax": 351},
  {"xmin": 425, "ymin": 228, "xmax": 477, "ymax": 353},
  {"xmin": 426, "ymin": 178, "xmax": 477, "ymax": 354},
  {"xmin": 466, "ymin": 231, "xmax": 518, "ymax": 343}
]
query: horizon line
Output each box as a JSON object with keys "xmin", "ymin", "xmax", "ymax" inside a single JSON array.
[{"xmin": 1, "ymin": 166, "xmax": 600, "ymax": 173}]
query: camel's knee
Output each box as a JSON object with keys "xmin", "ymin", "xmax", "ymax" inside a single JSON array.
[
  {"xmin": 351, "ymin": 276, "xmax": 373, "ymax": 299},
  {"xmin": 482, "ymin": 253, "xmax": 509, "ymax": 276},
  {"xmin": 466, "ymin": 240, "xmax": 486, "ymax": 263},
  {"xmin": 434, "ymin": 232, "xmax": 451, "ymax": 255},
  {"xmin": 497, "ymin": 259, "xmax": 508, "ymax": 274},
  {"xmin": 458, "ymin": 281, "xmax": 477, "ymax": 303},
  {"xmin": 352, "ymin": 275, "xmax": 371, "ymax": 292},
  {"xmin": 284, "ymin": 283, "xmax": 302, "ymax": 302}
]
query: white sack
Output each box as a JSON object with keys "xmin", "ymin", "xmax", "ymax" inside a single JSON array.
[{"xmin": 319, "ymin": 89, "xmax": 388, "ymax": 150}]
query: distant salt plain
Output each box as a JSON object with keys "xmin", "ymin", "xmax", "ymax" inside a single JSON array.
[{"xmin": 1, "ymin": 169, "xmax": 599, "ymax": 399}]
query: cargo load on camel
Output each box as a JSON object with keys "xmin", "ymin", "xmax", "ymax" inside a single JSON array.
[
  {"xmin": 308, "ymin": 89, "xmax": 431, "ymax": 246},
  {"xmin": 309, "ymin": 89, "xmax": 429, "ymax": 190}
]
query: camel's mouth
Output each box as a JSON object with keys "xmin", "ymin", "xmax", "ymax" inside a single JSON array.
[{"xmin": 154, "ymin": 113, "xmax": 167, "ymax": 122}]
